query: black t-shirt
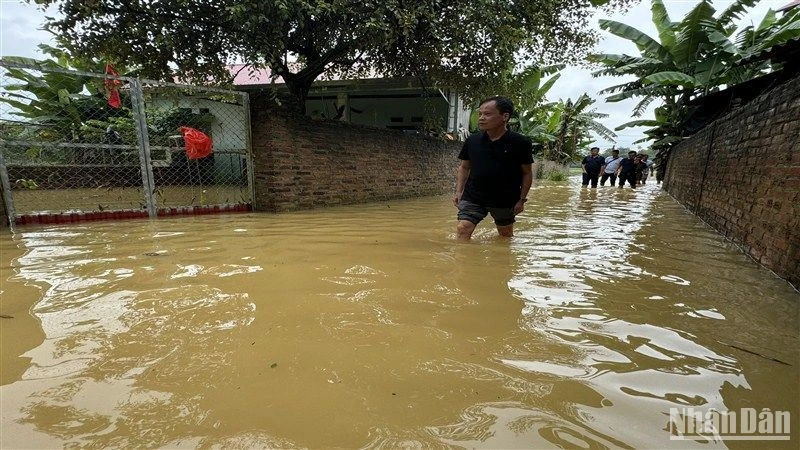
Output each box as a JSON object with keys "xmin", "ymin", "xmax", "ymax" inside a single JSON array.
[
  {"xmin": 619, "ymin": 157, "xmax": 636, "ymax": 174},
  {"xmin": 458, "ymin": 131, "xmax": 533, "ymax": 207},
  {"xmin": 582, "ymin": 155, "xmax": 605, "ymax": 172}
]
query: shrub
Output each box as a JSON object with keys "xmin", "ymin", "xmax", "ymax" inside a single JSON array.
[{"xmin": 547, "ymin": 171, "xmax": 567, "ymax": 181}]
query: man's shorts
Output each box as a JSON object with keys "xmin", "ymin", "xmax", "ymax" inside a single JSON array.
[{"xmin": 457, "ymin": 200, "xmax": 516, "ymax": 226}]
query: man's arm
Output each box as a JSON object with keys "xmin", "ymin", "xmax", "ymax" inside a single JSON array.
[
  {"xmin": 581, "ymin": 158, "xmax": 587, "ymax": 174},
  {"xmin": 453, "ymin": 159, "xmax": 471, "ymax": 206},
  {"xmin": 514, "ymin": 163, "xmax": 533, "ymax": 214}
]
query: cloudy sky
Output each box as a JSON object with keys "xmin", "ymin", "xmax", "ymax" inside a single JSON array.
[{"xmin": 0, "ymin": 0, "xmax": 789, "ymax": 148}]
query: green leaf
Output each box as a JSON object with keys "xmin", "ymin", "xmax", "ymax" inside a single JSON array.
[
  {"xmin": 718, "ymin": 0, "xmax": 760, "ymax": 29},
  {"xmin": 756, "ymin": 18, "xmax": 800, "ymax": 53},
  {"xmin": 644, "ymin": 71, "xmax": 697, "ymax": 87},
  {"xmin": 57, "ymin": 88, "xmax": 71, "ymax": 105},
  {"xmin": 707, "ymin": 30, "xmax": 739, "ymax": 55},
  {"xmin": 672, "ymin": 1, "xmax": 716, "ymax": 68},
  {"xmin": 632, "ymin": 96, "xmax": 658, "ymax": 117},
  {"xmin": 615, "ymin": 119, "xmax": 663, "ymax": 130},
  {"xmin": 0, "ymin": 56, "xmax": 43, "ymax": 67},
  {"xmin": 693, "ymin": 55, "xmax": 726, "ymax": 88},
  {"xmin": 755, "ymin": 9, "xmax": 777, "ymax": 35},
  {"xmin": 598, "ymin": 19, "xmax": 670, "ymax": 60},
  {"xmin": 651, "ymin": 0, "xmax": 676, "ymax": 49},
  {"xmin": 606, "ymin": 85, "xmax": 662, "ymax": 102}
]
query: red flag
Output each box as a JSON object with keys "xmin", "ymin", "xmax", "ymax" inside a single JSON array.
[{"xmin": 104, "ymin": 64, "xmax": 122, "ymax": 109}]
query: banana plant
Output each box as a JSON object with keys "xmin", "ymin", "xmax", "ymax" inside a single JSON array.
[
  {"xmin": 520, "ymin": 94, "xmax": 616, "ymax": 163},
  {"xmin": 1, "ymin": 44, "xmax": 133, "ymax": 162},
  {"xmin": 590, "ymin": 0, "xmax": 800, "ymax": 165}
]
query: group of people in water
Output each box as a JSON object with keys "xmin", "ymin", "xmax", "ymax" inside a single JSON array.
[
  {"xmin": 453, "ymin": 95, "xmax": 658, "ymax": 241},
  {"xmin": 581, "ymin": 147, "xmax": 654, "ymax": 189}
]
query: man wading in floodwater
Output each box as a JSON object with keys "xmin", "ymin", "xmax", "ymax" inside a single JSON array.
[{"xmin": 453, "ymin": 96, "xmax": 533, "ymax": 241}]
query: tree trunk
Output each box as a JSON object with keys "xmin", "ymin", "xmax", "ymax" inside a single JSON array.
[{"xmin": 281, "ymin": 76, "xmax": 314, "ymax": 115}]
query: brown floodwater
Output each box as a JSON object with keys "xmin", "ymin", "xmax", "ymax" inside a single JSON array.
[{"xmin": 1, "ymin": 178, "xmax": 798, "ymax": 449}]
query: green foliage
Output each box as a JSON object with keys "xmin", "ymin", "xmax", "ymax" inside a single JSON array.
[
  {"xmin": 518, "ymin": 92, "xmax": 616, "ymax": 164},
  {"xmin": 547, "ymin": 170, "xmax": 568, "ymax": 181},
  {"xmin": 1, "ymin": 43, "xmax": 219, "ymax": 165},
  {"xmin": 590, "ymin": 0, "xmax": 800, "ymax": 171},
  {"xmin": 31, "ymin": 0, "xmax": 634, "ymax": 110}
]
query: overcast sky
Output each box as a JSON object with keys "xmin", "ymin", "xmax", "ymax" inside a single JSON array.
[{"xmin": 0, "ymin": 0, "xmax": 789, "ymax": 149}]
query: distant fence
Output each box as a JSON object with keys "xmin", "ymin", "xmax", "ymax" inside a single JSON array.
[{"xmin": 0, "ymin": 60, "xmax": 253, "ymax": 226}]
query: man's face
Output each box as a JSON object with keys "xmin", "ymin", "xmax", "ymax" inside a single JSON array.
[
  {"xmin": 591, "ymin": 148, "xmax": 599, "ymax": 156},
  {"xmin": 612, "ymin": 151, "xmax": 619, "ymax": 158},
  {"xmin": 478, "ymin": 101, "xmax": 508, "ymax": 131},
  {"xmin": 628, "ymin": 152, "xmax": 636, "ymax": 159}
]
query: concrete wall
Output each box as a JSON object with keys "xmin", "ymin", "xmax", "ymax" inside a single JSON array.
[
  {"xmin": 663, "ymin": 73, "xmax": 800, "ymax": 289},
  {"xmin": 250, "ymin": 99, "xmax": 461, "ymax": 212}
]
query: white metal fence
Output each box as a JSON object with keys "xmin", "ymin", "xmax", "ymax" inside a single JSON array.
[{"xmin": 0, "ymin": 60, "xmax": 253, "ymax": 226}]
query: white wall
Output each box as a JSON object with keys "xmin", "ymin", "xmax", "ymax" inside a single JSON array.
[{"xmin": 149, "ymin": 97, "xmax": 247, "ymax": 151}]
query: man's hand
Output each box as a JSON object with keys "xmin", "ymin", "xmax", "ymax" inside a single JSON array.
[
  {"xmin": 513, "ymin": 199, "xmax": 525, "ymax": 215},
  {"xmin": 453, "ymin": 194, "xmax": 461, "ymax": 207}
]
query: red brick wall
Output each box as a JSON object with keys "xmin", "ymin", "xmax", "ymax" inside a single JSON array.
[
  {"xmin": 250, "ymin": 99, "xmax": 461, "ymax": 212},
  {"xmin": 663, "ymin": 73, "xmax": 800, "ymax": 290}
]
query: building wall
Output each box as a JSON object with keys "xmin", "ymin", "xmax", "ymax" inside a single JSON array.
[
  {"xmin": 663, "ymin": 73, "xmax": 800, "ymax": 289},
  {"xmin": 306, "ymin": 96, "xmax": 450, "ymax": 130},
  {"xmin": 250, "ymin": 100, "xmax": 461, "ymax": 212}
]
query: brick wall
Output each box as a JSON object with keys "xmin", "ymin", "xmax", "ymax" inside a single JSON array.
[
  {"xmin": 663, "ymin": 73, "xmax": 800, "ymax": 290},
  {"xmin": 250, "ymin": 98, "xmax": 461, "ymax": 212},
  {"xmin": 0, "ymin": 184, "xmax": 7, "ymax": 228}
]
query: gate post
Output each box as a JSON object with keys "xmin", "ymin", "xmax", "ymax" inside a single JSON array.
[
  {"xmin": 130, "ymin": 79, "xmax": 157, "ymax": 219},
  {"xmin": 242, "ymin": 91, "xmax": 256, "ymax": 210},
  {"xmin": 0, "ymin": 144, "xmax": 16, "ymax": 227}
]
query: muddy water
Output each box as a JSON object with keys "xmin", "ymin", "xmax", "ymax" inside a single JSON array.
[{"xmin": 1, "ymin": 179, "xmax": 798, "ymax": 449}]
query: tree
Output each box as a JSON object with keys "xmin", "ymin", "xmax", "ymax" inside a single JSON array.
[
  {"xmin": 589, "ymin": 0, "xmax": 800, "ymax": 159},
  {"xmin": 519, "ymin": 94, "xmax": 616, "ymax": 163},
  {"xmin": 33, "ymin": 0, "xmax": 634, "ymax": 112}
]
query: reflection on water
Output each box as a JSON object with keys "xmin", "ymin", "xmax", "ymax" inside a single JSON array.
[{"xmin": 1, "ymin": 178, "xmax": 798, "ymax": 449}]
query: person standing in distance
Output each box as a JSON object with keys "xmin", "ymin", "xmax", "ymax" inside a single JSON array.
[
  {"xmin": 616, "ymin": 150, "xmax": 638, "ymax": 189},
  {"xmin": 600, "ymin": 149, "xmax": 621, "ymax": 186},
  {"xmin": 581, "ymin": 146, "xmax": 605, "ymax": 188},
  {"xmin": 453, "ymin": 96, "xmax": 533, "ymax": 241}
]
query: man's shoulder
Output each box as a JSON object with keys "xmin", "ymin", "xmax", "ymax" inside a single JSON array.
[{"xmin": 505, "ymin": 130, "xmax": 532, "ymax": 145}]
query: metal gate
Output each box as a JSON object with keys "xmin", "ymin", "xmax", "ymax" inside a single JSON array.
[{"xmin": 0, "ymin": 60, "xmax": 253, "ymax": 226}]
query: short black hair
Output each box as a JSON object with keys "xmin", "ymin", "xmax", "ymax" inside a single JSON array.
[
  {"xmin": 612, "ymin": 149, "xmax": 619, "ymax": 153},
  {"xmin": 628, "ymin": 151, "xmax": 636, "ymax": 155},
  {"xmin": 480, "ymin": 96, "xmax": 514, "ymax": 117},
  {"xmin": 590, "ymin": 146, "xmax": 600, "ymax": 151}
]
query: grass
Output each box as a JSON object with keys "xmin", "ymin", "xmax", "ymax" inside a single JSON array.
[{"xmin": 547, "ymin": 171, "xmax": 568, "ymax": 181}]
